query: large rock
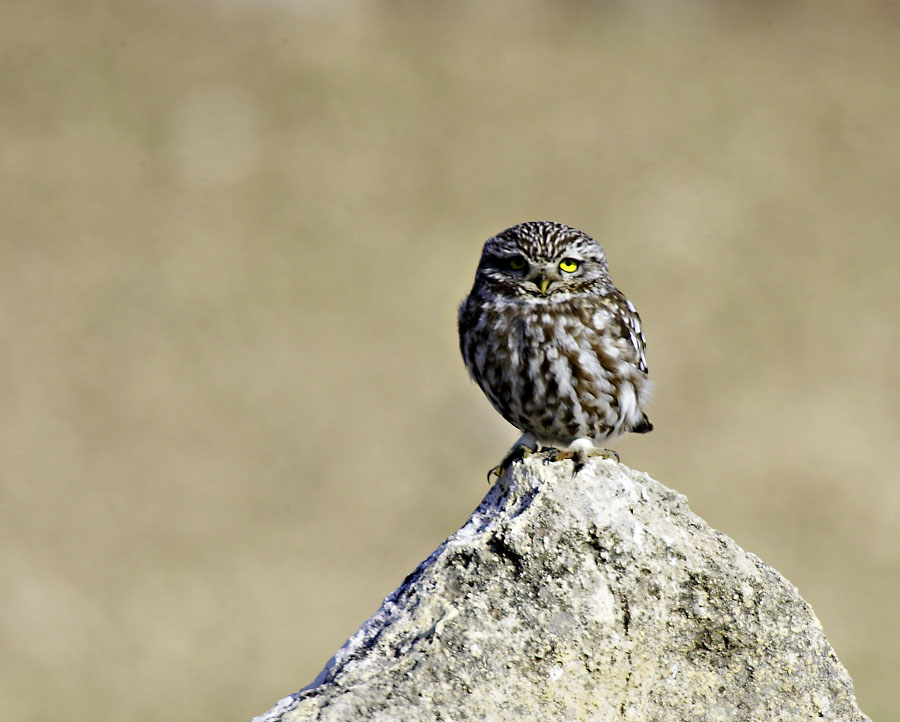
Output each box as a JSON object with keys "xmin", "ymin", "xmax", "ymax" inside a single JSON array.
[{"xmin": 254, "ymin": 456, "xmax": 869, "ymax": 721}]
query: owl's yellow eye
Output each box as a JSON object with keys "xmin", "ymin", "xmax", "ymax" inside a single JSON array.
[
  {"xmin": 559, "ymin": 258, "xmax": 580, "ymax": 273},
  {"xmin": 508, "ymin": 256, "xmax": 527, "ymax": 271}
]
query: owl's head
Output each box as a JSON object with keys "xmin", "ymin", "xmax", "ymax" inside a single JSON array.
[{"xmin": 475, "ymin": 221, "xmax": 613, "ymax": 300}]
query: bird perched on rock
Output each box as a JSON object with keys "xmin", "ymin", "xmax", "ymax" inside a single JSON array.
[{"xmin": 458, "ymin": 221, "xmax": 652, "ymax": 473}]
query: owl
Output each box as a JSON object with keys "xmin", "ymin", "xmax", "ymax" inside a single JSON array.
[{"xmin": 458, "ymin": 221, "xmax": 652, "ymax": 471}]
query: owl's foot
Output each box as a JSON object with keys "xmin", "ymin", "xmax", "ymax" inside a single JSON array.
[
  {"xmin": 487, "ymin": 434, "xmax": 539, "ymax": 483},
  {"xmin": 591, "ymin": 448, "xmax": 621, "ymax": 463},
  {"xmin": 543, "ymin": 444, "xmax": 620, "ymax": 473}
]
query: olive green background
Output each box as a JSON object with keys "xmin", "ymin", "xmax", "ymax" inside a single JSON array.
[{"xmin": 2, "ymin": 2, "xmax": 897, "ymax": 720}]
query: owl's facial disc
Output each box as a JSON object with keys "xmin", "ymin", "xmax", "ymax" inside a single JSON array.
[{"xmin": 477, "ymin": 231, "xmax": 608, "ymax": 299}]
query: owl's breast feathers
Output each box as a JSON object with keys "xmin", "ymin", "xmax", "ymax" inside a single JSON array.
[{"xmin": 459, "ymin": 288, "xmax": 652, "ymax": 446}]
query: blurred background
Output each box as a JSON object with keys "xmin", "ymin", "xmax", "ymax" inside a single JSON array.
[{"xmin": 1, "ymin": 1, "xmax": 897, "ymax": 720}]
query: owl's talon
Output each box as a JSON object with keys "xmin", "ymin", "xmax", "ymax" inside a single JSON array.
[
  {"xmin": 578, "ymin": 447, "xmax": 620, "ymax": 467},
  {"xmin": 573, "ymin": 449, "xmax": 587, "ymax": 474},
  {"xmin": 487, "ymin": 435, "xmax": 539, "ymax": 483},
  {"xmin": 598, "ymin": 448, "xmax": 620, "ymax": 464}
]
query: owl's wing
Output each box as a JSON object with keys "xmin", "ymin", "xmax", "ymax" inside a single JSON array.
[{"xmin": 614, "ymin": 293, "xmax": 649, "ymax": 375}]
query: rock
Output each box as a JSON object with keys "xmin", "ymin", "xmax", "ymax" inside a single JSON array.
[{"xmin": 253, "ymin": 456, "xmax": 870, "ymax": 722}]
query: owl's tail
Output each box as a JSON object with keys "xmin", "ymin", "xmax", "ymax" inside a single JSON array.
[{"xmin": 631, "ymin": 414, "xmax": 653, "ymax": 434}]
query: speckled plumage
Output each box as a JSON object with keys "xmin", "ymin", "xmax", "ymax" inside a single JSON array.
[{"xmin": 458, "ymin": 221, "xmax": 652, "ymax": 453}]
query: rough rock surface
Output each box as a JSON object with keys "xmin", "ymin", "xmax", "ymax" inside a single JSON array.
[{"xmin": 254, "ymin": 456, "xmax": 869, "ymax": 722}]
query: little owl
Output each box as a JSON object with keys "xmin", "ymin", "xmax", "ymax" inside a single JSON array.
[{"xmin": 458, "ymin": 221, "xmax": 652, "ymax": 471}]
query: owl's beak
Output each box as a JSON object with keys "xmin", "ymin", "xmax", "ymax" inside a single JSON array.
[{"xmin": 537, "ymin": 277, "xmax": 551, "ymax": 295}]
